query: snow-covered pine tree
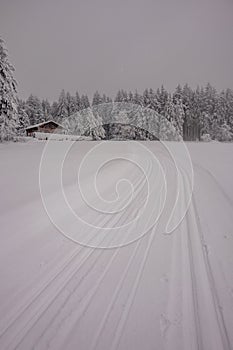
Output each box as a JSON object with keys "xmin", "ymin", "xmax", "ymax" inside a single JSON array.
[
  {"xmin": 115, "ymin": 90, "xmax": 128, "ymax": 102},
  {"xmin": 164, "ymin": 95, "xmax": 176, "ymax": 126},
  {"xmin": 25, "ymin": 95, "xmax": 43, "ymax": 125},
  {"xmin": 200, "ymin": 111, "xmax": 212, "ymax": 137},
  {"xmin": 0, "ymin": 38, "xmax": 19, "ymax": 141},
  {"xmin": 157, "ymin": 85, "xmax": 168, "ymax": 116},
  {"xmin": 66, "ymin": 92, "xmax": 76, "ymax": 116},
  {"xmin": 73, "ymin": 111, "xmax": 88, "ymax": 136},
  {"xmin": 173, "ymin": 84, "xmax": 183, "ymax": 102},
  {"xmin": 173, "ymin": 98, "xmax": 185, "ymax": 138},
  {"xmin": 133, "ymin": 107, "xmax": 146, "ymax": 139},
  {"xmin": 203, "ymin": 83, "xmax": 217, "ymax": 117},
  {"xmin": 106, "ymin": 96, "xmax": 112, "ymax": 103},
  {"xmin": 159, "ymin": 115, "xmax": 179, "ymax": 141},
  {"xmin": 78, "ymin": 107, "xmax": 105, "ymax": 139},
  {"xmin": 92, "ymin": 91, "xmax": 103, "ymax": 106},
  {"xmin": 143, "ymin": 89, "xmax": 150, "ymax": 107},
  {"xmin": 181, "ymin": 84, "xmax": 195, "ymax": 140},
  {"xmin": 17, "ymin": 99, "xmax": 30, "ymax": 135},
  {"xmin": 114, "ymin": 90, "xmax": 122, "ymax": 102},
  {"xmin": 215, "ymin": 122, "xmax": 232, "ymax": 142},
  {"xmin": 56, "ymin": 89, "xmax": 68, "ymax": 122},
  {"xmin": 148, "ymin": 88, "xmax": 160, "ymax": 113},
  {"xmin": 190, "ymin": 86, "xmax": 203, "ymax": 140},
  {"xmin": 75, "ymin": 91, "xmax": 82, "ymax": 111},
  {"xmin": 80, "ymin": 94, "xmax": 90, "ymax": 109},
  {"xmin": 51, "ymin": 101, "xmax": 58, "ymax": 120},
  {"xmin": 133, "ymin": 90, "xmax": 143, "ymax": 107},
  {"xmin": 42, "ymin": 99, "xmax": 51, "ymax": 120},
  {"xmin": 211, "ymin": 112, "xmax": 222, "ymax": 140},
  {"xmin": 128, "ymin": 91, "xmax": 134, "ymax": 103},
  {"xmin": 92, "ymin": 112, "xmax": 105, "ymax": 140}
]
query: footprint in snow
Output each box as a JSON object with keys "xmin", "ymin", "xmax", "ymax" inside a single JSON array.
[{"xmin": 160, "ymin": 314, "xmax": 171, "ymax": 338}]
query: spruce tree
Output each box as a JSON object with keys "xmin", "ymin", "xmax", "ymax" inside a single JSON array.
[
  {"xmin": 80, "ymin": 94, "xmax": 90, "ymax": 109},
  {"xmin": 0, "ymin": 38, "xmax": 19, "ymax": 141},
  {"xmin": 51, "ymin": 101, "xmax": 58, "ymax": 120},
  {"xmin": 17, "ymin": 99, "xmax": 30, "ymax": 135},
  {"xmin": 42, "ymin": 99, "xmax": 51, "ymax": 120},
  {"xmin": 25, "ymin": 95, "xmax": 43, "ymax": 125},
  {"xmin": 92, "ymin": 91, "xmax": 102, "ymax": 106},
  {"xmin": 57, "ymin": 89, "xmax": 68, "ymax": 121},
  {"xmin": 75, "ymin": 91, "xmax": 82, "ymax": 111},
  {"xmin": 66, "ymin": 92, "xmax": 76, "ymax": 116}
]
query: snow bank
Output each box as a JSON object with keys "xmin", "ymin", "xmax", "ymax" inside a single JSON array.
[{"xmin": 34, "ymin": 132, "xmax": 92, "ymax": 141}]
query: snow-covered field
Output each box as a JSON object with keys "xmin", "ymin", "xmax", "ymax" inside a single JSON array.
[{"xmin": 0, "ymin": 140, "xmax": 233, "ymax": 350}]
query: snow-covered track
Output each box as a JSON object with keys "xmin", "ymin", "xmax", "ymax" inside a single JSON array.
[{"xmin": 0, "ymin": 141, "xmax": 233, "ymax": 350}]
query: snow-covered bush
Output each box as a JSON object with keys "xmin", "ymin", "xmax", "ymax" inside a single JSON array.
[
  {"xmin": 215, "ymin": 123, "xmax": 232, "ymax": 142},
  {"xmin": 200, "ymin": 133, "xmax": 212, "ymax": 142}
]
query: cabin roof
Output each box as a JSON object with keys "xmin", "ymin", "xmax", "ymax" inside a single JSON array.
[{"xmin": 26, "ymin": 120, "xmax": 64, "ymax": 130}]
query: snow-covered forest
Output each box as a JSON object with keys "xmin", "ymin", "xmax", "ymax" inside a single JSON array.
[
  {"xmin": 1, "ymin": 0, "xmax": 233, "ymax": 346},
  {"xmin": 1, "ymin": 37, "xmax": 233, "ymax": 142}
]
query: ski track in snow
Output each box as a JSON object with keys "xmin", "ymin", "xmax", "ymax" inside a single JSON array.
[
  {"xmin": 1, "ymin": 160, "xmax": 152, "ymax": 350},
  {"xmin": 0, "ymin": 141, "xmax": 233, "ymax": 350},
  {"xmin": 182, "ymin": 167, "xmax": 230, "ymax": 350}
]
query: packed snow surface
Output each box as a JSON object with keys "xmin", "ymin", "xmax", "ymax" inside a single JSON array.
[{"xmin": 0, "ymin": 140, "xmax": 233, "ymax": 350}]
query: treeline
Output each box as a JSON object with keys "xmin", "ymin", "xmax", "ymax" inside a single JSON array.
[
  {"xmin": 1, "ymin": 37, "xmax": 233, "ymax": 141},
  {"xmin": 19, "ymin": 85, "xmax": 233, "ymax": 141}
]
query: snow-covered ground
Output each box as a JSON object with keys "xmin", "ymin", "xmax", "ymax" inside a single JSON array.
[{"xmin": 0, "ymin": 140, "xmax": 232, "ymax": 350}]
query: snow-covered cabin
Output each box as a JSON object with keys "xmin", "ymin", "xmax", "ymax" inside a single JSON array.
[{"xmin": 26, "ymin": 120, "xmax": 64, "ymax": 137}]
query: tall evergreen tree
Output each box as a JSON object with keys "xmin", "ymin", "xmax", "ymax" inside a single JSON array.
[
  {"xmin": 17, "ymin": 99, "xmax": 30, "ymax": 135},
  {"xmin": 157, "ymin": 85, "xmax": 168, "ymax": 116},
  {"xmin": 51, "ymin": 101, "xmax": 58, "ymax": 120},
  {"xmin": 115, "ymin": 89, "xmax": 128, "ymax": 102},
  {"xmin": 75, "ymin": 91, "xmax": 82, "ymax": 111},
  {"xmin": 25, "ymin": 94, "xmax": 43, "ymax": 125},
  {"xmin": 80, "ymin": 94, "xmax": 90, "ymax": 109},
  {"xmin": 0, "ymin": 38, "xmax": 19, "ymax": 141},
  {"xmin": 66, "ymin": 92, "xmax": 76, "ymax": 116},
  {"xmin": 164, "ymin": 95, "xmax": 176, "ymax": 125},
  {"xmin": 57, "ymin": 89, "xmax": 68, "ymax": 121},
  {"xmin": 92, "ymin": 91, "xmax": 103, "ymax": 106},
  {"xmin": 174, "ymin": 98, "xmax": 185, "ymax": 137},
  {"xmin": 42, "ymin": 99, "xmax": 51, "ymax": 120},
  {"xmin": 133, "ymin": 90, "xmax": 143, "ymax": 106}
]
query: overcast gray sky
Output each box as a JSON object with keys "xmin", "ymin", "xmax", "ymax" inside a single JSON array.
[{"xmin": 1, "ymin": 0, "xmax": 233, "ymax": 101}]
